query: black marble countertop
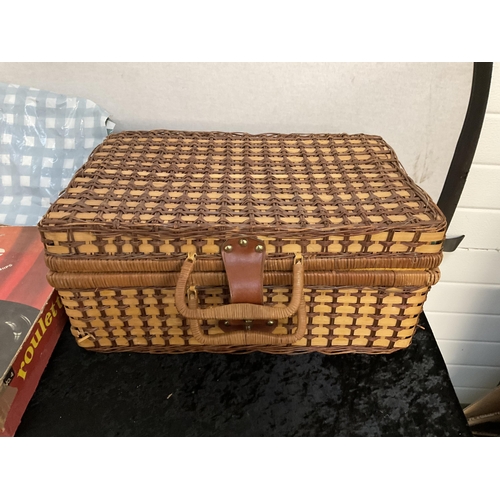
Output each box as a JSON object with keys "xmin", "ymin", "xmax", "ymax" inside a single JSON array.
[{"xmin": 16, "ymin": 314, "xmax": 471, "ymax": 437}]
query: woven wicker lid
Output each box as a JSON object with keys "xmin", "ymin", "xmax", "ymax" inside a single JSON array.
[{"xmin": 38, "ymin": 130, "xmax": 446, "ymax": 260}]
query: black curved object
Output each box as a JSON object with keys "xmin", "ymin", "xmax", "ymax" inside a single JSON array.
[
  {"xmin": 438, "ymin": 62, "xmax": 493, "ymax": 226},
  {"xmin": 0, "ymin": 300, "xmax": 40, "ymax": 374}
]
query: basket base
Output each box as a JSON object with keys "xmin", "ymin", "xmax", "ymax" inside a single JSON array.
[{"xmin": 80, "ymin": 342, "xmax": 409, "ymax": 355}]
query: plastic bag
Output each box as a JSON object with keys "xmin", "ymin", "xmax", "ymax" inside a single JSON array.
[{"xmin": 0, "ymin": 82, "xmax": 115, "ymax": 225}]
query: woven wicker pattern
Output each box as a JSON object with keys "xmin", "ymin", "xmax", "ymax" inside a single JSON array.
[
  {"xmin": 39, "ymin": 130, "xmax": 445, "ymax": 355},
  {"xmin": 58, "ymin": 284, "xmax": 429, "ymax": 354},
  {"xmin": 45, "ymin": 253, "xmax": 443, "ymax": 273},
  {"xmin": 39, "ymin": 130, "xmax": 446, "ymax": 259},
  {"xmin": 47, "ymin": 269, "xmax": 441, "ymax": 290}
]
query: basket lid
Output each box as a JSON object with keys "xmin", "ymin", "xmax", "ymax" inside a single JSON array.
[{"xmin": 39, "ymin": 130, "xmax": 446, "ymax": 261}]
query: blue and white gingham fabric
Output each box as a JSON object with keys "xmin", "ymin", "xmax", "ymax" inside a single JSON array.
[{"xmin": 0, "ymin": 83, "xmax": 115, "ymax": 225}]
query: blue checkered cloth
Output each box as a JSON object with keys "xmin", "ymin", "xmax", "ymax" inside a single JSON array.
[{"xmin": 0, "ymin": 83, "xmax": 114, "ymax": 225}]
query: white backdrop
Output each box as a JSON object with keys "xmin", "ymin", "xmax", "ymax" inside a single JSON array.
[{"xmin": 0, "ymin": 62, "xmax": 473, "ymax": 201}]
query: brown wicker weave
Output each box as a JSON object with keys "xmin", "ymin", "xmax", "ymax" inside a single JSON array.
[{"xmin": 38, "ymin": 130, "xmax": 446, "ymax": 354}]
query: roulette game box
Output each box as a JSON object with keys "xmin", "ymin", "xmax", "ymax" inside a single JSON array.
[{"xmin": 0, "ymin": 226, "xmax": 67, "ymax": 436}]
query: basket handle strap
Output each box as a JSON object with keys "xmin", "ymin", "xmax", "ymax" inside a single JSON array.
[
  {"xmin": 174, "ymin": 253, "xmax": 304, "ymax": 320},
  {"xmin": 221, "ymin": 236, "xmax": 266, "ymax": 305}
]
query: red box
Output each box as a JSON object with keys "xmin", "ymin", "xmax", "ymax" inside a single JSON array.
[{"xmin": 0, "ymin": 226, "xmax": 67, "ymax": 436}]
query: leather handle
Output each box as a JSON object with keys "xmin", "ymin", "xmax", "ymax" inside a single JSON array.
[
  {"xmin": 174, "ymin": 253, "xmax": 304, "ymax": 320},
  {"xmin": 221, "ymin": 236, "xmax": 265, "ymax": 304}
]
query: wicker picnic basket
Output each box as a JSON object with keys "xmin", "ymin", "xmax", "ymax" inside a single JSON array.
[{"xmin": 38, "ymin": 130, "xmax": 446, "ymax": 354}]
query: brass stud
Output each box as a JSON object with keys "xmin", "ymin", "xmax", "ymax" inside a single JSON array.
[
  {"xmin": 224, "ymin": 245, "xmax": 233, "ymax": 253},
  {"xmin": 239, "ymin": 238, "xmax": 248, "ymax": 247},
  {"xmin": 255, "ymin": 244, "xmax": 264, "ymax": 253},
  {"xmin": 223, "ymin": 320, "xmax": 230, "ymax": 326},
  {"xmin": 267, "ymin": 320, "xmax": 275, "ymax": 326}
]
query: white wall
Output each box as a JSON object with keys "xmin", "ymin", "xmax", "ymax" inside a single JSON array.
[
  {"xmin": 426, "ymin": 62, "xmax": 500, "ymax": 405},
  {"xmin": 0, "ymin": 62, "xmax": 471, "ymax": 201}
]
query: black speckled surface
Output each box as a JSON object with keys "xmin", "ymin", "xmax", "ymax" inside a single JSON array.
[{"xmin": 16, "ymin": 314, "xmax": 471, "ymax": 436}]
